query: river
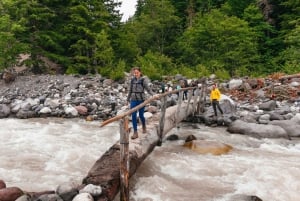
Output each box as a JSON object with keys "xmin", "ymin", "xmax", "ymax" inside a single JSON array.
[{"xmin": 0, "ymin": 118, "xmax": 299, "ymax": 201}]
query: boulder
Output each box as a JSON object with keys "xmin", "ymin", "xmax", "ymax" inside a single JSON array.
[
  {"xmin": 35, "ymin": 194, "xmax": 63, "ymax": 201},
  {"xmin": 56, "ymin": 182, "xmax": 78, "ymax": 201},
  {"xmin": 183, "ymin": 139, "xmax": 233, "ymax": 155},
  {"xmin": 2, "ymin": 72, "xmax": 16, "ymax": 83},
  {"xmin": 74, "ymin": 105, "xmax": 88, "ymax": 115},
  {"xmin": 227, "ymin": 119, "xmax": 289, "ymax": 139},
  {"xmin": 258, "ymin": 100, "xmax": 276, "ymax": 111},
  {"xmin": 15, "ymin": 194, "xmax": 31, "ymax": 201},
  {"xmin": 0, "ymin": 187, "xmax": 24, "ymax": 201},
  {"xmin": 0, "ymin": 104, "xmax": 10, "ymax": 118},
  {"xmin": 72, "ymin": 193, "xmax": 94, "ymax": 201},
  {"xmin": 0, "ymin": 180, "xmax": 6, "ymax": 189},
  {"xmin": 79, "ymin": 184, "xmax": 102, "ymax": 197},
  {"xmin": 228, "ymin": 194, "xmax": 263, "ymax": 201},
  {"xmin": 269, "ymin": 120, "xmax": 300, "ymax": 137}
]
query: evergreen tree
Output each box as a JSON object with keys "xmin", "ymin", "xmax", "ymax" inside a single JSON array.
[
  {"xmin": 178, "ymin": 9, "xmax": 259, "ymax": 76},
  {"xmin": 131, "ymin": 0, "xmax": 180, "ymax": 56},
  {"xmin": 226, "ymin": 0, "xmax": 254, "ymax": 17},
  {"xmin": 277, "ymin": 25, "xmax": 300, "ymax": 73},
  {"xmin": 0, "ymin": 14, "xmax": 27, "ymax": 70},
  {"xmin": 243, "ymin": 3, "xmax": 279, "ymax": 74}
]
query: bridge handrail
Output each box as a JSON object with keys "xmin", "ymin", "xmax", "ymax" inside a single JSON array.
[{"xmin": 100, "ymin": 86, "xmax": 198, "ymax": 127}]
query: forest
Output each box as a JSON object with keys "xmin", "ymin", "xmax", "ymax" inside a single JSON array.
[{"xmin": 0, "ymin": 0, "xmax": 299, "ymax": 81}]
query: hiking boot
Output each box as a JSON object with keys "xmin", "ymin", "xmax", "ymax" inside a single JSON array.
[
  {"xmin": 131, "ymin": 131, "xmax": 138, "ymax": 139},
  {"xmin": 142, "ymin": 124, "xmax": 147, "ymax": 133}
]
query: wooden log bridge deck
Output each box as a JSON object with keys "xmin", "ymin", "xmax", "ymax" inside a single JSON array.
[{"xmin": 82, "ymin": 85, "xmax": 206, "ymax": 201}]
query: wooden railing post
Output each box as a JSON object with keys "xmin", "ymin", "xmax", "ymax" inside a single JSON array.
[
  {"xmin": 192, "ymin": 88, "xmax": 200, "ymax": 115},
  {"xmin": 119, "ymin": 117, "xmax": 130, "ymax": 201},
  {"xmin": 185, "ymin": 88, "xmax": 193, "ymax": 117},
  {"xmin": 176, "ymin": 91, "xmax": 183, "ymax": 126},
  {"xmin": 197, "ymin": 81, "xmax": 207, "ymax": 114},
  {"xmin": 157, "ymin": 95, "xmax": 167, "ymax": 146}
]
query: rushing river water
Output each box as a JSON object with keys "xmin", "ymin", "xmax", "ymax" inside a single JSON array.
[{"xmin": 0, "ymin": 118, "xmax": 299, "ymax": 201}]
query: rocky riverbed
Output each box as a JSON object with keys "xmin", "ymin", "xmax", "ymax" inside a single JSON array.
[
  {"xmin": 1, "ymin": 73, "xmax": 300, "ymax": 139},
  {"xmin": 0, "ymin": 74, "xmax": 135, "ymax": 120}
]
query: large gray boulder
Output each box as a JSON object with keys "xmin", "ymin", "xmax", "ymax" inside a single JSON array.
[
  {"xmin": 269, "ymin": 116, "xmax": 300, "ymax": 137},
  {"xmin": 258, "ymin": 100, "xmax": 276, "ymax": 111},
  {"xmin": 227, "ymin": 119, "xmax": 289, "ymax": 139},
  {"xmin": 0, "ymin": 104, "xmax": 10, "ymax": 118}
]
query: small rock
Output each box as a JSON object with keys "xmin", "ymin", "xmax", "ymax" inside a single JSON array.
[
  {"xmin": 0, "ymin": 187, "xmax": 24, "ymax": 201},
  {"xmin": 0, "ymin": 180, "xmax": 6, "ymax": 189},
  {"xmin": 79, "ymin": 184, "xmax": 102, "ymax": 196},
  {"xmin": 72, "ymin": 193, "xmax": 94, "ymax": 201}
]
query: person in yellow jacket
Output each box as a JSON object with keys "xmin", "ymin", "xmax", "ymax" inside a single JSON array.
[{"xmin": 210, "ymin": 84, "xmax": 224, "ymax": 117}]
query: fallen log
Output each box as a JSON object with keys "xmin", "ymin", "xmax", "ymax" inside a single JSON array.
[
  {"xmin": 279, "ymin": 73, "xmax": 300, "ymax": 81},
  {"xmin": 82, "ymin": 102, "xmax": 196, "ymax": 201}
]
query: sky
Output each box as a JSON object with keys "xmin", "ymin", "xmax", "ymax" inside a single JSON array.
[{"xmin": 117, "ymin": 0, "xmax": 138, "ymax": 22}]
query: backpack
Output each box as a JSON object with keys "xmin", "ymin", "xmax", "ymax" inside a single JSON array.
[
  {"xmin": 131, "ymin": 77, "xmax": 144, "ymax": 89},
  {"xmin": 129, "ymin": 77, "xmax": 146, "ymax": 101}
]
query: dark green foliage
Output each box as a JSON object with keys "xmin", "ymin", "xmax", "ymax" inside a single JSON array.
[
  {"xmin": 226, "ymin": 0, "xmax": 254, "ymax": 17},
  {"xmin": 178, "ymin": 9, "xmax": 260, "ymax": 77},
  {"xmin": 0, "ymin": 0, "xmax": 299, "ymax": 79}
]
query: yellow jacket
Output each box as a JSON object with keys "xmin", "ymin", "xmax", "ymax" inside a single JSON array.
[{"xmin": 210, "ymin": 88, "xmax": 221, "ymax": 101}]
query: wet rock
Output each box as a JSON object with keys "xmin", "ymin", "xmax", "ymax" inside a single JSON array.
[
  {"xmin": 220, "ymin": 98, "xmax": 236, "ymax": 114},
  {"xmin": 86, "ymin": 115, "xmax": 94, "ymax": 121},
  {"xmin": 0, "ymin": 180, "xmax": 6, "ymax": 189},
  {"xmin": 64, "ymin": 105, "xmax": 78, "ymax": 117},
  {"xmin": 223, "ymin": 116, "xmax": 233, "ymax": 126},
  {"xmin": 72, "ymin": 193, "xmax": 94, "ymax": 201},
  {"xmin": 74, "ymin": 105, "xmax": 88, "ymax": 115},
  {"xmin": 166, "ymin": 134, "xmax": 179, "ymax": 141},
  {"xmin": 269, "ymin": 112, "xmax": 284, "ymax": 120},
  {"xmin": 15, "ymin": 194, "xmax": 31, "ymax": 201},
  {"xmin": 228, "ymin": 79, "xmax": 243, "ymax": 89},
  {"xmin": 258, "ymin": 114, "xmax": 270, "ymax": 124},
  {"xmin": 183, "ymin": 140, "xmax": 233, "ymax": 155},
  {"xmin": 228, "ymin": 194, "xmax": 263, "ymax": 201},
  {"xmin": 35, "ymin": 193, "xmax": 63, "ymax": 201},
  {"xmin": 16, "ymin": 109, "xmax": 36, "ymax": 119},
  {"xmin": 258, "ymin": 100, "xmax": 276, "ymax": 111},
  {"xmin": 79, "ymin": 184, "xmax": 102, "ymax": 197},
  {"xmin": 291, "ymin": 113, "xmax": 300, "ymax": 123},
  {"xmin": 269, "ymin": 119, "xmax": 300, "ymax": 137},
  {"xmin": 39, "ymin": 107, "xmax": 52, "ymax": 114},
  {"xmin": 0, "ymin": 187, "xmax": 24, "ymax": 201},
  {"xmin": 227, "ymin": 119, "xmax": 289, "ymax": 139},
  {"xmin": 0, "ymin": 104, "xmax": 10, "ymax": 118},
  {"xmin": 56, "ymin": 182, "xmax": 78, "ymax": 201},
  {"xmin": 2, "ymin": 72, "xmax": 16, "ymax": 83},
  {"xmin": 185, "ymin": 134, "xmax": 197, "ymax": 142}
]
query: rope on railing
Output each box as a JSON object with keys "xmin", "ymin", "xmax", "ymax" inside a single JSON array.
[{"xmin": 100, "ymin": 87, "xmax": 198, "ymax": 127}]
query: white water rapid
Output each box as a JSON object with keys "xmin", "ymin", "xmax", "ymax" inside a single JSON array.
[{"xmin": 0, "ymin": 118, "xmax": 299, "ymax": 201}]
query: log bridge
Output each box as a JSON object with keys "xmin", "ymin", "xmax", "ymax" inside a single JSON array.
[{"xmin": 82, "ymin": 84, "xmax": 207, "ymax": 201}]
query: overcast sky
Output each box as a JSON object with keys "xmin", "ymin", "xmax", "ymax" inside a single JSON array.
[{"xmin": 118, "ymin": 0, "xmax": 137, "ymax": 22}]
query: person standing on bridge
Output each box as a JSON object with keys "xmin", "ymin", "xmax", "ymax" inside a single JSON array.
[
  {"xmin": 210, "ymin": 83, "xmax": 224, "ymax": 117},
  {"xmin": 127, "ymin": 67, "xmax": 156, "ymax": 140}
]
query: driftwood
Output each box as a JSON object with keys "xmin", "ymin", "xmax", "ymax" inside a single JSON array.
[
  {"xmin": 279, "ymin": 73, "xmax": 300, "ymax": 81},
  {"xmin": 83, "ymin": 101, "xmax": 197, "ymax": 201}
]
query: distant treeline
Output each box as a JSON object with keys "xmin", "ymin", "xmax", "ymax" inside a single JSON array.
[{"xmin": 0, "ymin": 0, "xmax": 299, "ymax": 80}]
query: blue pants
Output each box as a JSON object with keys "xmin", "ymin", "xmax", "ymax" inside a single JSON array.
[{"xmin": 130, "ymin": 100, "xmax": 145, "ymax": 132}]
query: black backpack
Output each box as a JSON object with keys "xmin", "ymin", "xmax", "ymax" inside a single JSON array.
[{"xmin": 130, "ymin": 77, "xmax": 145, "ymax": 90}]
